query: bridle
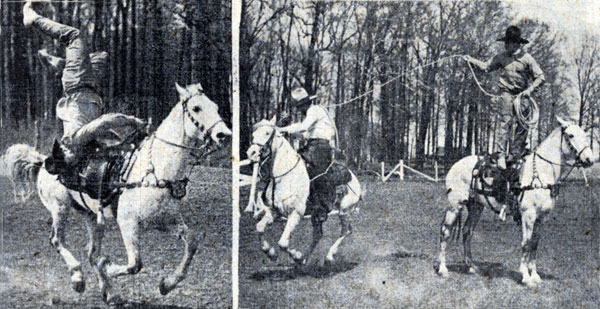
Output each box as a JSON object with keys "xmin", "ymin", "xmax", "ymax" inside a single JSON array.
[
  {"xmin": 250, "ymin": 124, "xmax": 277, "ymax": 159},
  {"xmin": 250, "ymin": 124, "xmax": 301, "ymax": 179},
  {"xmin": 154, "ymin": 91, "xmax": 225, "ymax": 154},
  {"xmin": 534, "ymin": 125, "xmax": 591, "ymax": 169},
  {"xmin": 127, "ymin": 91, "xmax": 225, "ymax": 198},
  {"xmin": 525, "ymin": 125, "xmax": 591, "ymax": 191}
]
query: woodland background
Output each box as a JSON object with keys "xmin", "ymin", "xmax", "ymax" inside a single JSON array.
[
  {"xmin": 1, "ymin": 1, "xmax": 600, "ymax": 170},
  {"xmin": 1, "ymin": 0, "xmax": 231, "ymax": 155},
  {"xmin": 240, "ymin": 0, "xmax": 600, "ymax": 169}
]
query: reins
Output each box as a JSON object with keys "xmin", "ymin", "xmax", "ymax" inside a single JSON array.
[
  {"xmin": 524, "ymin": 126, "xmax": 590, "ymax": 192},
  {"xmin": 252, "ymin": 126, "xmax": 302, "ymax": 180},
  {"xmin": 116, "ymin": 92, "xmax": 223, "ymax": 198}
]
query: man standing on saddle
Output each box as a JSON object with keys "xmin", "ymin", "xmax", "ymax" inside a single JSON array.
[
  {"xmin": 277, "ymin": 87, "xmax": 340, "ymax": 222},
  {"xmin": 464, "ymin": 26, "xmax": 545, "ymax": 215},
  {"xmin": 23, "ymin": 1, "xmax": 144, "ymax": 174}
]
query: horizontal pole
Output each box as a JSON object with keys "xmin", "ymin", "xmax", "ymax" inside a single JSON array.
[{"xmin": 403, "ymin": 164, "xmax": 437, "ymax": 182}]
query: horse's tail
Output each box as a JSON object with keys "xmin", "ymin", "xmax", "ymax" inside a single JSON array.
[
  {"xmin": 0, "ymin": 144, "xmax": 46, "ymax": 201},
  {"xmin": 338, "ymin": 170, "xmax": 363, "ymax": 214}
]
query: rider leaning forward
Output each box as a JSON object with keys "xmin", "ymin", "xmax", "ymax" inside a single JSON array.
[{"xmin": 278, "ymin": 87, "xmax": 337, "ymax": 222}]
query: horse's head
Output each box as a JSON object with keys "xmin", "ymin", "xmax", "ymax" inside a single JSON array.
[
  {"xmin": 557, "ymin": 116, "xmax": 594, "ymax": 168},
  {"xmin": 247, "ymin": 117, "xmax": 277, "ymax": 162},
  {"xmin": 175, "ymin": 82, "xmax": 231, "ymax": 146}
]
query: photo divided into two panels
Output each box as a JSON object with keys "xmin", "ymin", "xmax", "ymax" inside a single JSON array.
[
  {"xmin": 235, "ymin": 0, "xmax": 599, "ymax": 308},
  {"xmin": 1, "ymin": 1, "xmax": 232, "ymax": 308},
  {"xmin": 1, "ymin": 0, "xmax": 599, "ymax": 308}
]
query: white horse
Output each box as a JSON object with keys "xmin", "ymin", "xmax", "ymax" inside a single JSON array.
[
  {"xmin": 1, "ymin": 83, "xmax": 231, "ymax": 304},
  {"xmin": 438, "ymin": 116, "xmax": 593, "ymax": 286},
  {"xmin": 245, "ymin": 118, "xmax": 362, "ymax": 266}
]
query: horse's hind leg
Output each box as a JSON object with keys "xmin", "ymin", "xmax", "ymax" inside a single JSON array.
[
  {"xmin": 303, "ymin": 214, "xmax": 324, "ymax": 265},
  {"xmin": 325, "ymin": 212, "xmax": 352, "ymax": 266},
  {"xmin": 84, "ymin": 211, "xmax": 121, "ymax": 305},
  {"xmin": 159, "ymin": 215, "xmax": 198, "ymax": 295},
  {"xmin": 463, "ymin": 202, "xmax": 484, "ymax": 273},
  {"xmin": 48, "ymin": 203, "xmax": 86, "ymax": 293}
]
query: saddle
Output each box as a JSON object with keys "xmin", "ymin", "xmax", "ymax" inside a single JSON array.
[
  {"xmin": 320, "ymin": 162, "xmax": 352, "ymax": 187},
  {"xmin": 45, "ymin": 128, "xmax": 147, "ymax": 207},
  {"xmin": 304, "ymin": 161, "xmax": 352, "ymax": 223},
  {"xmin": 471, "ymin": 153, "xmax": 523, "ymax": 223}
]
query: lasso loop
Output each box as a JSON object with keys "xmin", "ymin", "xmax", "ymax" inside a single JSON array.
[{"xmin": 319, "ymin": 53, "xmax": 539, "ymax": 131}]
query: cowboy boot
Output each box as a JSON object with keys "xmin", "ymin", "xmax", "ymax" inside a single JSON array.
[
  {"xmin": 24, "ymin": 2, "xmax": 79, "ymax": 44},
  {"xmin": 38, "ymin": 49, "xmax": 65, "ymax": 72}
]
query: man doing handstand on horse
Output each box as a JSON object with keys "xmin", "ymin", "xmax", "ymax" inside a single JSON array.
[
  {"xmin": 464, "ymin": 25, "xmax": 545, "ymax": 218},
  {"xmin": 277, "ymin": 87, "xmax": 350, "ymax": 223},
  {"xmin": 23, "ymin": 1, "xmax": 145, "ymax": 178}
]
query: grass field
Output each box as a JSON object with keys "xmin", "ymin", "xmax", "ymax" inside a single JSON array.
[
  {"xmin": 0, "ymin": 167, "xmax": 231, "ymax": 308},
  {"xmin": 239, "ymin": 177, "xmax": 599, "ymax": 308}
]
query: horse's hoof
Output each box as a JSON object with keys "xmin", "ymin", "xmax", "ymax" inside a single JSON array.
[
  {"xmin": 530, "ymin": 273, "xmax": 542, "ymax": 284},
  {"xmin": 102, "ymin": 291, "xmax": 123, "ymax": 306},
  {"xmin": 438, "ymin": 266, "xmax": 449, "ymax": 278},
  {"xmin": 71, "ymin": 280, "xmax": 86, "ymax": 293},
  {"xmin": 323, "ymin": 258, "xmax": 334, "ymax": 269},
  {"xmin": 159, "ymin": 276, "xmax": 179, "ymax": 296},
  {"xmin": 159, "ymin": 278, "xmax": 171, "ymax": 295},
  {"xmin": 263, "ymin": 247, "xmax": 277, "ymax": 262},
  {"xmin": 522, "ymin": 278, "xmax": 537, "ymax": 288}
]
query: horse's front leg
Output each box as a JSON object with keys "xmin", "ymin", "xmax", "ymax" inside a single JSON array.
[
  {"xmin": 256, "ymin": 207, "xmax": 276, "ymax": 261},
  {"xmin": 84, "ymin": 210, "xmax": 122, "ymax": 305},
  {"xmin": 519, "ymin": 209, "xmax": 537, "ymax": 286},
  {"xmin": 528, "ymin": 214, "xmax": 546, "ymax": 285},
  {"xmin": 278, "ymin": 210, "xmax": 304, "ymax": 264},
  {"xmin": 105, "ymin": 216, "xmax": 143, "ymax": 277},
  {"xmin": 463, "ymin": 202, "xmax": 484, "ymax": 273},
  {"xmin": 159, "ymin": 214, "xmax": 198, "ymax": 295}
]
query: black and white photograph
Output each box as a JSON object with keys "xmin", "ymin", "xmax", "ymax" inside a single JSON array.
[
  {"xmin": 1, "ymin": 0, "xmax": 232, "ymax": 307},
  {"xmin": 1, "ymin": 0, "xmax": 599, "ymax": 308},
  {"xmin": 235, "ymin": 0, "xmax": 599, "ymax": 308}
]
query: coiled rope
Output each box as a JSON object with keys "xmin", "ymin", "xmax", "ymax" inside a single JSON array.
[{"xmin": 465, "ymin": 60, "xmax": 539, "ymax": 130}]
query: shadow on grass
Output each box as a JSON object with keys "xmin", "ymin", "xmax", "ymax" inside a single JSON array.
[
  {"xmin": 93, "ymin": 302, "xmax": 193, "ymax": 309},
  {"xmin": 249, "ymin": 260, "xmax": 359, "ymax": 282},
  {"xmin": 390, "ymin": 249, "xmax": 430, "ymax": 261},
  {"xmin": 441, "ymin": 261, "xmax": 557, "ymax": 284}
]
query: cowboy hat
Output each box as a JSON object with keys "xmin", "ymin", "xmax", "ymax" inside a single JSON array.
[
  {"xmin": 497, "ymin": 26, "xmax": 529, "ymax": 44},
  {"xmin": 291, "ymin": 87, "xmax": 318, "ymax": 107}
]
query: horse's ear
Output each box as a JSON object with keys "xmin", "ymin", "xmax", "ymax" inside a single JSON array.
[
  {"xmin": 556, "ymin": 116, "xmax": 570, "ymax": 128},
  {"xmin": 51, "ymin": 140, "xmax": 64, "ymax": 159},
  {"xmin": 269, "ymin": 115, "xmax": 276, "ymax": 124},
  {"xmin": 175, "ymin": 82, "xmax": 189, "ymax": 98}
]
